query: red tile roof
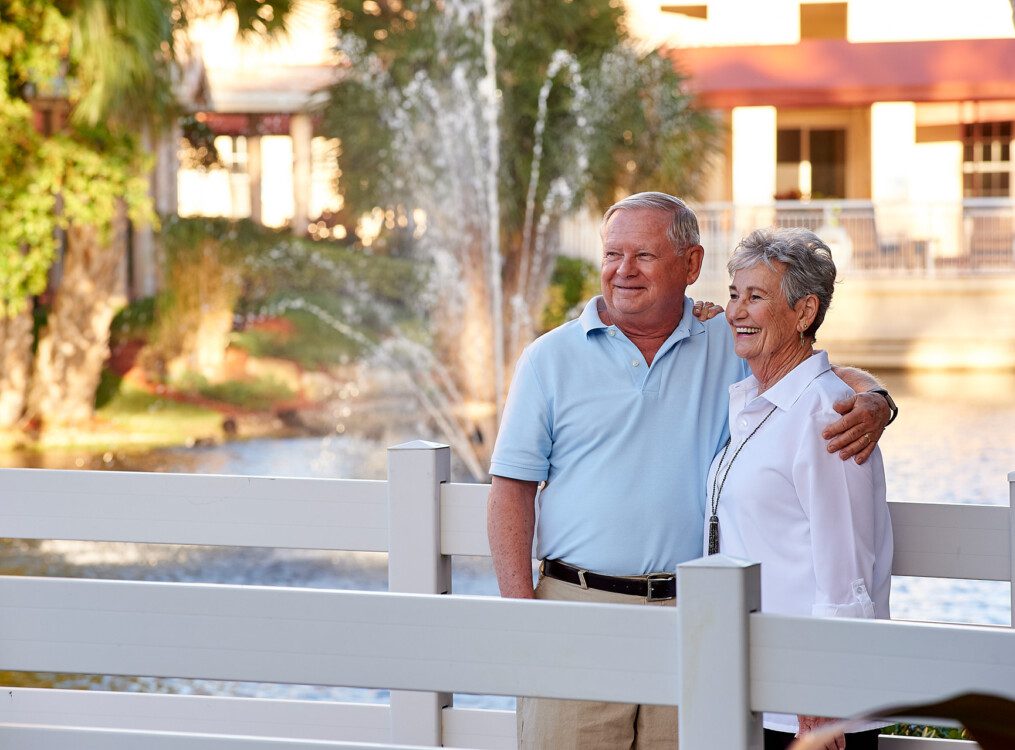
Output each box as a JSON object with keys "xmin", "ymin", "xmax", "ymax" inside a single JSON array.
[{"xmin": 671, "ymin": 38, "xmax": 1015, "ymax": 108}]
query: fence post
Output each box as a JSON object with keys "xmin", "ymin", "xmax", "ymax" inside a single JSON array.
[
  {"xmin": 677, "ymin": 555, "xmax": 763, "ymax": 750},
  {"xmin": 387, "ymin": 440, "xmax": 452, "ymax": 746},
  {"xmin": 1009, "ymin": 470, "xmax": 1015, "ymax": 628}
]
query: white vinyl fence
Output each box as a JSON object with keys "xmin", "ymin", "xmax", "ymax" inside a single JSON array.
[{"xmin": 0, "ymin": 442, "xmax": 1013, "ymax": 749}]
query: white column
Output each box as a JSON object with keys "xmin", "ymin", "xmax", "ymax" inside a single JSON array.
[
  {"xmin": 732, "ymin": 106, "xmax": 777, "ymax": 234},
  {"xmin": 133, "ymin": 124, "xmax": 156, "ymax": 300},
  {"xmin": 677, "ymin": 555, "xmax": 763, "ymax": 750},
  {"xmin": 156, "ymin": 120, "xmax": 181, "ymax": 216},
  {"xmin": 911, "ymin": 132, "xmax": 964, "ymax": 260},
  {"xmin": 248, "ymin": 135, "xmax": 263, "ymax": 225},
  {"xmin": 290, "ymin": 113, "xmax": 313, "ymax": 236},
  {"xmin": 387, "ymin": 440, "xmax": 452, "ymax": 746},
  {"xmin": 870, "ymin": 102, "xmax": 916, "ymax": 239}
]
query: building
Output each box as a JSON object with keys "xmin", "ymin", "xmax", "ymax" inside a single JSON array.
[
  {"xmin": 173, "ymin": 0, "xmax": 1015, "ymax": 368},
  {"xmin": 603, "ymin": 0, "xmax": 1015, "ymax": 368},
  {"xmin": 638, "ymin": 0, "xmax": 1015, "ymax": 272},
  {"xmin": 175, "ymin": 0, "xmax": 343, "ymax": 233}
]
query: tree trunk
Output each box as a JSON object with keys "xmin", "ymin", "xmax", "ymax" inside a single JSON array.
[
  {"xmin": 159, "ymin": 237, "xmax": 241, "ymax": 384},
  {"xmin": 27, "ymin": 218, "xmax": 127, "ymax": 426},
  {"xmin": 0, "ymin": 305, "xmax": 34, "ymax": 428}
]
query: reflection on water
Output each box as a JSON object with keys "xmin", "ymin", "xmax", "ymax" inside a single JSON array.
[
  {"xmin": 878, "ymin": 369, "xmax": 1015, "ymax": 504},
  {"xmin": 0, "ymin": 369, "xmax": 1012, "ymax": 705}
]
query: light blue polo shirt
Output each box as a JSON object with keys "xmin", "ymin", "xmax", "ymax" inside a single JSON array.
[{"xmin": 490, "ymin": 296, "xmax": 747, "ymax": 575}]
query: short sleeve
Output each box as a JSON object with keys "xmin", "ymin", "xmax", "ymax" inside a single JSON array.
[{"xmin": 489, "ymin": 348, "xmax": 553, "ymax": 482}]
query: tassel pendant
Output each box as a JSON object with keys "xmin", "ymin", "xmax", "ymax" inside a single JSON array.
[{"xmin": 707, "ymin": 514, "xmax": 720, "ymax": 555}]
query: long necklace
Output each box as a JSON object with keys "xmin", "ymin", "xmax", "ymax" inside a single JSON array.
[{"xmin": 707, "ymin": 405, "xmax": 778, "ymax": 555}]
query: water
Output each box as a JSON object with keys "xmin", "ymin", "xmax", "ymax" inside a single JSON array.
[
  {"xmin": 0, "ymin": 369, "xmax": 1011, "ymax": 707},
  {"xmin": 871, "ymin": 370, "xmax": 1013, "ymax": 629}
]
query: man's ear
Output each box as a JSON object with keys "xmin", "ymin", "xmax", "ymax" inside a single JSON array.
[{"xmin": 685, "ymin": 244, "xmax": 704, "ymax": 285}]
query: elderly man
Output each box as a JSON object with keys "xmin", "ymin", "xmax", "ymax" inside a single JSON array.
[{"xmin": 487, "ymin": 192, "xmax": 893, "ymax": 750}]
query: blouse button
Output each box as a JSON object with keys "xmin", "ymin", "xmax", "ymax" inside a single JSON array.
[{"xmin": 631, "ymin": 359, "xmax": 640, "ymax": 367}]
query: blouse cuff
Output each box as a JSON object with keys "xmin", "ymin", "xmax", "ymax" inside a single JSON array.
[{"xmin": 811, "ymin": 579, "xmax": 876, "ymax": 619}]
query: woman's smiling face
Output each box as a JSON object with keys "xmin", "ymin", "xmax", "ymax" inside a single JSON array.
[{"xmin": 725, "ymin": 261, "xmax": 802, "ymax": 366}]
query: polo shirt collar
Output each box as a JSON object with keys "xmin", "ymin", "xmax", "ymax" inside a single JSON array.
[
  {"xmin": 733, "ymin": 350, "xmax": 832, "ymax": 411},
  {"xmin": 579, "ymin": 296, "xmax": 608, "ymax": 335},
  {"xmin": 579, "ymin": 296, "xmax": 703, "ymax": 340}
]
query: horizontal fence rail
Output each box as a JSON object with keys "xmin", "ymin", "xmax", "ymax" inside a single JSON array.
[
  {"xmin": 0, "ymin": 576, "xmax": 679, "ymax": 706},
  {"xmin": 0, "ymin": 452, "xmax": 1012, "ymax": 749},
  {"xmin": 2, "ymin": 469, "xmax": 1010, "ymax": 582},
  {"xmin": 0, "ymin": 690, "xmax": 390, "ymax": 744},
  {"xmin": 751, "ymin": 615, "xmax": 1015, "ymax": 717},
  {"xmin": 0, "ymin": 725, "xmax": 431, "ymax": 750},
  {"xmin": 0, "ymin": 689, "xmax": 516, "ymax": 749},
  {"xmin": 0, "ymin": 469, "xmax": 388, "ymax": 551},
  {"xmin": 1, "ymin": 577, "xmax": 1013, "ymax": 743},
  {"xmin": 887, "ymin": 502, "xmax": 1012, "ymax": 581}
]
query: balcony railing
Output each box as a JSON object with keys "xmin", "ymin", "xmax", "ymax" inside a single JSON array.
[{"xmin": 559, "ymin": 198, "xmax": 1015, "ymax": 279}]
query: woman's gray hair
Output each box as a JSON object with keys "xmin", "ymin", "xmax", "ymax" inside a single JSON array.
[
  {"xmin": 601, "ymin": 192, "xmax": 700, "ymax": 254},
  {"xmin": 728, "ymin": 227, "xmax": 837, "ymax": 339}
]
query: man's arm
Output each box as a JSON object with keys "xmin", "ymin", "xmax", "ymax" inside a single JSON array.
[
  {"xmin": 488, "ymin": 476, "xmax": 539, "ymax": 599},
  {"xmin": 826, "ymin": 366, "xmax": 893, "ymax": 465}
]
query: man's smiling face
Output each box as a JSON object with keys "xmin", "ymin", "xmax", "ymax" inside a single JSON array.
[{"xmin": 600, "ymin": 207, "xmax": 702, "ymax": 332}]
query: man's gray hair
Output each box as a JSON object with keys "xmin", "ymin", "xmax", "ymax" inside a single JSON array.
[
  {"xmin": 601, "ymin": 191, "xmax": 700, "ymax": 254},
  {"xmin": 728, "ymin": 227, "xmax": 837, "ymax": 339}
]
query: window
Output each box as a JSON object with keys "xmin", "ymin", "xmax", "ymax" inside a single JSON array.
[
  {"xmin": 800, "ymin": 2, "xmax": 847, "ymax": 40},
  {"xmin": 212, "ymin": 135, "xmax": 248, "ymax": 174},
  {"xmin": 963, "ymin": 121, "xmax": 1011, "ymax": 197},
  {"xmin": 776, "ymin": 127, "xmax": 846, "ymax": 200}
]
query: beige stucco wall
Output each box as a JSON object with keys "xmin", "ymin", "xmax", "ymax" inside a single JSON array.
[
  {"xmin": 820, "ymin": 275, "xmax": 1015, "ymax": 370},
  {"xmin": 847, "ymin": 0, "xmax": 1015, "ymax": 42},
  {"xmin": 628, "ymin": 0, "xmax": 1015, "ymax": 48},
  {"xmin": 689, "ymin": 269, "xmax": 1015, "ymax": 371}
]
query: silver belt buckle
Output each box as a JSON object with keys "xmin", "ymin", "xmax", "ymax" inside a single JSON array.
[
  {"xmin": 645, "ymin": 573, "xmax": 674, "ymax": 602},
  {"xmin": 577, "ymin": 568, "xmax": 589, "ymax": 590}
]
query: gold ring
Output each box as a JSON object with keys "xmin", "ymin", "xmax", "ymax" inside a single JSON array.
[{"xmin": 864, "ymin": 433, "xmax": 871, "ymax": 446}]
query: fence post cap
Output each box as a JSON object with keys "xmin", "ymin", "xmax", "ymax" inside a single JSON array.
[
  {"xmin": 388, "ymin": 440, "xmax": 450, "ymax": 451},
  {"xmin": 678, "ymin": 554, "xmax": 759, "ymax": 571}
]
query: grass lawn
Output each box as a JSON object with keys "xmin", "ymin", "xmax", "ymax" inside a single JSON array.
[{"xmin": 36, "ymin": 382, "xmax": 226, "ymax": 451}]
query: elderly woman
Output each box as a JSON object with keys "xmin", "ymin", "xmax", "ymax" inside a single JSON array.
[{"xmin": 705, "ymin": 228, "xmax": 893, "ymax": 750}]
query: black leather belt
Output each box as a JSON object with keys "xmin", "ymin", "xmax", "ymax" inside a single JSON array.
[{"xmin": 541, "ymin": 558, "xmax": 676, "ymax": 601}]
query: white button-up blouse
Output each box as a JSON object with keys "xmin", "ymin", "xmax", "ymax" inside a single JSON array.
[{"xmin": 704, "ymin": 350, "xmax": 893, "ymax": 734}]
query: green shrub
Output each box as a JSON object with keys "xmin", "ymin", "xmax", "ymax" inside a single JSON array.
[
  {"xmin": 231, "ymin": 307, "xmax": 365, "ymax": 368},
  {"xmin": 109, "ymin": 296, "xmax": 157, "ymax": 346},
  {"xmin": 541, "ymin": 255, "xmax": 599, "ymax": 332},
  {"xmin": 148, "ymin": 216, "xmax": 424, "ymax": 378},
  {"xmin": 174, "ymin": 372, "xmax": 295, "ymax": 411},
  {"xmin": 881, "ymin": 724, "xmax": 970, "ymax": 739}
]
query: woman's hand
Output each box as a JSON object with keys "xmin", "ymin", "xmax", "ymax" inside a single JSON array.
[
  {"xmin": 692, "ymin": 300, "xmax": 724, "ymax": 321},
  {"xmin": 796, "ymin": 715, "xmax": 845, "ymax": 750}
]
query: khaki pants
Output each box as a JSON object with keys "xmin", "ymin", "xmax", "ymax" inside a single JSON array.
[{"xmin": 517, "ymin": 575, "xmax": 678, "ymax": 750}]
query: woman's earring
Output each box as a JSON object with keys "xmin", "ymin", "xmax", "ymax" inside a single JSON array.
[{"xmin": 799, "ymin": 329, "xmax": 805, "ymax": 346}]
